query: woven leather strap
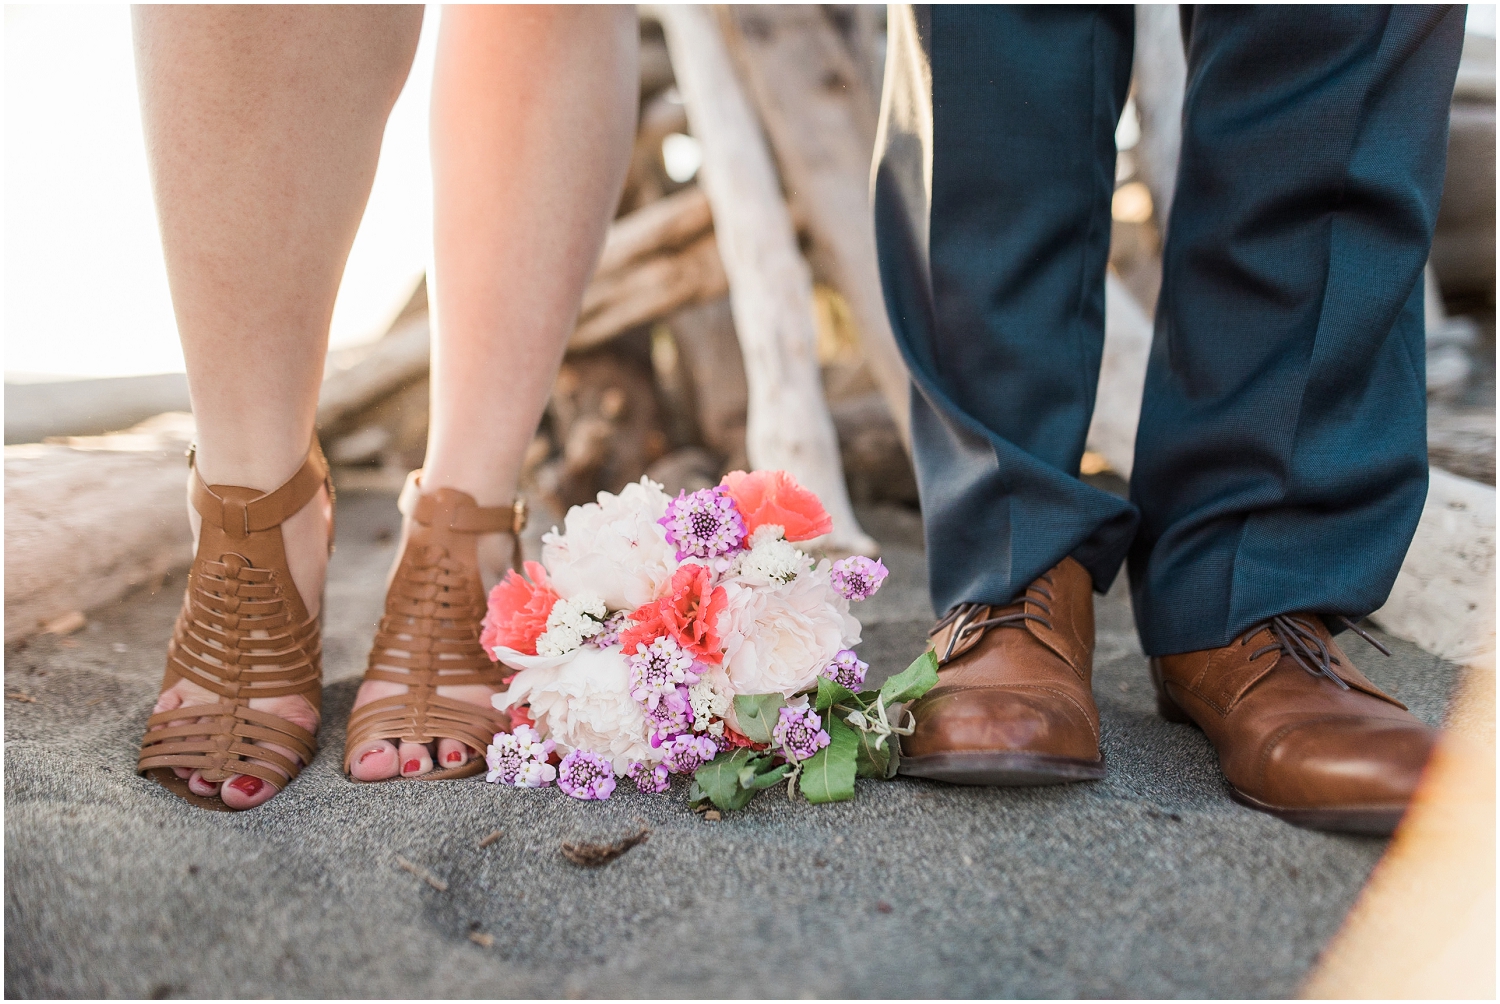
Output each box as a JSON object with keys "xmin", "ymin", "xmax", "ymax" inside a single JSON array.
[
  {"xmin": 138, "ymin": 441, "xmax": 331, "ymax": 795},
  {"xmin": 344, "ymin": 473, "xmax": 526, "ymax": 779}
]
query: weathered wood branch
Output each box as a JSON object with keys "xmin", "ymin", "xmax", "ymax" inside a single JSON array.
[
  {"xmin": 316, "ymin": 187, "xmax": 726, "ymax": 437},
  {"xmin": 594, "ymin": 185, "xmax": 714, "ymax": 277},
  {"xmin": 721, "ymin": 5, "xmax": 912, "ymax": 451},
  {"xmin": 571, "ymin": 230, "xmax": 727, "ymax": 352},
  {"xmin": 657, "ymin": 4, "xmax": 875, "ymax": 555}
]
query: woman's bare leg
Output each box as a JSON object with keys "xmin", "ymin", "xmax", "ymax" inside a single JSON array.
[
  {"xmin": 348, "ymin": 5, "xmax": 638, "ymax": 780},
  {"xmin": 136, "ymin": 4, "xmax": 424, "ymax": 807}
]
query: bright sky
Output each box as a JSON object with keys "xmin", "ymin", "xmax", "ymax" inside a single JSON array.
[{"xmin": 3, "ymin": 5, "xmax": 438, "ymax": 380}]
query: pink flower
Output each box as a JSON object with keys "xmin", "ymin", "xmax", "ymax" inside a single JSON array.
[
  {"xmin": 480, "ymin": 561, "xmax": 560, "ymax": 657},
  {"xmin": 620, "ymin": 563, "xmax": 728, "ymax": 666},
  {"xmin": 720, "ymin": 470, "xmax": 833, "ymax": 542}
]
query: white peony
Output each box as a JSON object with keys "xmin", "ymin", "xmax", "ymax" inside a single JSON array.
[
  {"xmin": 492, "ymin": 644, "xmax": 659, "ymax": 772},
  {"xmin": 540, "ymin": 477, "xmax": 677, "ymax": 612},
  {"xmin": 712, "ymin": 562, "xmax": 862, "ymax": 698}
]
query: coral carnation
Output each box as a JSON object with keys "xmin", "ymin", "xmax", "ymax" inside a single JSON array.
[
  {"xmin": 620, "ymin": 563, "xmax": 728, "ymax": 665},
  {"xmin": 481, "ymin": 561, "xmax": 560, "ymax": 657},
  {"xmin": 720, "ymin": 470, "xmax": 833, "ymax": 542}
]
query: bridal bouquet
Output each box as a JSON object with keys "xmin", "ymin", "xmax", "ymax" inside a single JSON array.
[{"xmin": 479, "ymin": 470, "xmax": 938, "ymax": 812}]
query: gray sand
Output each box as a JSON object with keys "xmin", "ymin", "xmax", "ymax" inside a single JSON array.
[{"xmin": 4, "ymin": 488, "xmax": 1457, "ymax": 998}]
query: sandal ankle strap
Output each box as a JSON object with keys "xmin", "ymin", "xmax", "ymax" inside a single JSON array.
[
  {"xmin": 189, "ymin": 441, "xmax": 333, "ymax": 544},
  {"xmin": 398, "ymin": 471, "xmax": 527, "ymax": 536}
]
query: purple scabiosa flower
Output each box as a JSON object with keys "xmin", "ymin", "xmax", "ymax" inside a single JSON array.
[
  {"xmin": 644, "ymin": 685, "xmax": 694, "ymax": 745},
  {"xmin": 626, "ymin": 761, "xmax": 671, "ymax": 794},
  {"xmin": 661, "ymin": 733, "xmax": 719, "ymax": 774},
  {"xmin": 557, "ymin": 749, "xmax": 616, "ymax": 800},
  {"xmin": 830, "ymin": 556, "xmax": 888, "ymax": 601},
  {"xmin": 588, "ymin": 610, "xmax": 632, "ymax": 649},
  {"xmin": 773, "ymin": 705, "xmax": 831, "ymax": 762},
  {"xmin": 658, "ymin": 486, "xmax": 746, "ymax": 561},
  {"xmin": 627, "ymin": 635, "xmax": 700, "ymax": 708},
  {"xmin": 821, "ymin": 649, "xmax": 869, "ymax": 692}
]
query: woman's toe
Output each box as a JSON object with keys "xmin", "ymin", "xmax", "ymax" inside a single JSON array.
[
  {"xmin": 220, "ymin": 772, "xmax": 277, "ymax": 810},
  {"xmin": 350, "ymin": 740, "xmax": 400, "ymax": 781},
  {"xmin": 398, "ymin": 741, "xmax": 432, "ymax": 776},
  {"xmin": 187, "ymin": 770, "xmax": 220, "ymax": 797},
  {"xmin": 436, "ymin": 739, "xmax": 469, "ymax": 769}
]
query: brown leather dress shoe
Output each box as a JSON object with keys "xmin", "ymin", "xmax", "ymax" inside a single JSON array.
[
  {"xmin": 899, "ymin": 557, "xmax": 1105, "ymax": 785},
  {"xmin": 1152, "ymin": 614, "xmax": 1437, "ymax": 835}
]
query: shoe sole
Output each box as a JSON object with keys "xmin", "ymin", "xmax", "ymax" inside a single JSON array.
[
  {"xmin": 143, "ymin": 767, "xmax": 237, "ymax": 812},
  {"xmin": 898, "ymin": 751, "xmax": 1106, "ymax": 786},
  {"xmin": 1229, "ymin": 787, "xmax": 1406, "ymax": 836}
]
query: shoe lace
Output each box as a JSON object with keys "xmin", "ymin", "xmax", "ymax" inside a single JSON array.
[
  {"xmin": 1238, "ymin": 613, "xmax": 1391, "ymax": 691},
  {"xmin": 933, "ymin": 572, "xmax": 1056, "ymax": 664}
]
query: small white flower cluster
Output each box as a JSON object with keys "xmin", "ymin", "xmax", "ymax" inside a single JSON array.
[
  {"xmin": 485, "ymin": 725, "xmax": 558, "ymax": 788},
  {"xmin": 688, "ymin": 680, "xmax": 731, "ymax": 737},
  {"xmin": 731, "ymin": 524, "xmax": 810, "ymax": 587},
  {"xmin": 535, "ymin": 592, "xmax": 608, "ymax": 658}
]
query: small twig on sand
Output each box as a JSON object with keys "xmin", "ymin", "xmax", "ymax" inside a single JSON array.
[
  {"xmin": 396, "ymin": 856, "xmax": 448, "ymax": 891},
  {"xmin": 560, "ymin": 827, "xmax": 651, "ymax": 868},
  {"xmin": 469, "ymin": 932, "xmax": 496, "ymax": 948},
  {"xmin": 6, "ymin": 691, "xmax": 36, "ymax": 703},
  {"xmin": 477, "ymin": 830, "xmax": 504, "ymax": 849}
]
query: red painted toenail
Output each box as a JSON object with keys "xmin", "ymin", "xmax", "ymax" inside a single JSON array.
[
  {"xmin": 359, "ymin": 748, "xmax": 382, "ymax": 764},
  {"xmin": 228, "ymin": 775, "xmax": 263, "ymax": 797},
  {"xmin": 403, "ymin": 759, "xmax": 421, "ymax": 774},
  {"xmin": 446, "ymin": 750, "xmax": 463, "ymax": 763}
]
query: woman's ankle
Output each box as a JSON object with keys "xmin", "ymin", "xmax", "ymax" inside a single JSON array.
[{"xmin": 189, "ymin": 437, "xmax": 316, "ymax": 494}]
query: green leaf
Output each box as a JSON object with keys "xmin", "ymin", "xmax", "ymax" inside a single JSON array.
[
  {"xmin": 694, "ymin": 749, "xmax": 758, "ymax": 811},
  {"xmin": 737, "ymin": 753, "xmax": 792, "ymax": 791},
  {"xmin": 854, "ymin": 727, "xmax": 893, "ymax": 779},
  {"xmin": 688, "ymin": 780, "xmax": 707, "ymax": 805},
  {"xmin": 732, "ymin": 693, "xmax": 786, "ymax": 744},
  {"xmin": 880, "ymin": 649, "xmax": 940, "ymax": 706},
  {"xmin": 745, "ymin": 762, "xmax": 791, "ymax": 790},
  {"xmin": 798, "ymin": 717, "xmax": 858, "ymax": 804},
  {"xmin": 815, "ymin": 676, "xmax": 857, "ymax": 714}
]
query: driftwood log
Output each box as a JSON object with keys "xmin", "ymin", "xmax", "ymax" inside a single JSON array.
[
  {"xmin": 570, "ymin": 186, "xmax": 728, "ymax": 352},
  {"xmin": 1372, "ymin": 468, "xmax": 1496, "ymax": 665},
  {"xmin": 720, "ymin": 4, "xmax": 912, "ymax": 450},
  {"xmin": 535, "ymin": 345, "xmax": 670, "ymax": 513},
  {"xmin": 1131, "ymin": 4, "xmax": 1186, "ymax": 235},
  {"xmin": 320, "ymin": 185, "xmax": 729, "ymax": 457},
  {"xmin": 666, "ymin": 296, "xmax": 749, "ymax": 472},
  {"xmin": 4, "ymin": 414, "xmax": 194, "ymax": 644},
  {"xmin": 656, "ymin": 3, "xmax": 876, "ymax": 555}
]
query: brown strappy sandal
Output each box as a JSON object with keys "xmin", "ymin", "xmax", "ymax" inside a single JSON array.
[
  {"xmin": 343, "ymin": 471, "xmax": 526, "ymax": 781},
  {"xmin": 138, "ymin": 440, "xmax": 333, "ymax": 811}
]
